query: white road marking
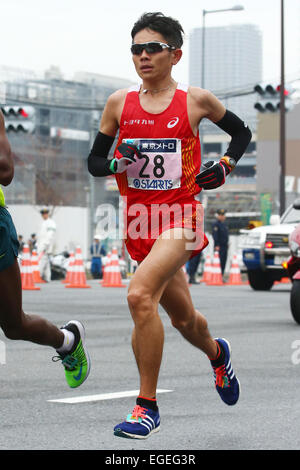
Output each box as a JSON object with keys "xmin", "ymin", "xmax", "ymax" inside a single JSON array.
[{"xmin": 48, "ymin": 389, "xmax": 173, "ymax": 404}]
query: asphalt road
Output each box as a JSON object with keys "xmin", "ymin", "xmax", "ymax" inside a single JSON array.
[{"xmin": 0, "ymin": 277, "xmax": 299, "ymax": 452}]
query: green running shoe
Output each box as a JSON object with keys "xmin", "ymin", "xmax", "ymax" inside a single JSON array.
[{"xmin": 53, "ymin": 320, "xmax": 91, "ymax": 388}]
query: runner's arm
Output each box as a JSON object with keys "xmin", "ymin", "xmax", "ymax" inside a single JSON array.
[
  {"xmin": 87, "ymin": 90, "xmax": 123, "ymax": 177},
  {"xmin": 87, "ymin": 131, "xmax": 115, "ymax": 176},
  {"xmin": 199, "ymin": 89, "xmax": 252, "ymax": 163},
  {"xmin": 193, "ymin": 89, "xmax": 252, "ymax": 189},
  {"xmin": 0, "ymin": 111, "xmax": 14, "ymax": 186}
]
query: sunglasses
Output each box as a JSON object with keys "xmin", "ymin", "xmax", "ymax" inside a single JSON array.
[{"xmin": 131, "ymin": 41, "xmax": 176, "ymax": 55}]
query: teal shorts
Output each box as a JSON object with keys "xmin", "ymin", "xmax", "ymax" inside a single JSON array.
[{"xmin": 0, "ymin": 206, "xmax": 20, "ymax": 272}]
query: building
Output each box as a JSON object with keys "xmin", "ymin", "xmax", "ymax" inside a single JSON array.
[
  {"xmin": 2, "ymin": 70, "xmax": 133, "ymax": 209},
  {"xmin": 189, "ymin": 23, "xmax": 262, "ymax": 131}
]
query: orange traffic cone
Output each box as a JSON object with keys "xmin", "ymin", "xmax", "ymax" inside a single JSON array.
[
  {"xmin": 65, "ymin": 246, "xmax": 90, "ymax": 288},
  {"xmin": 206, "ymin": 251, "xmax": 223, "ymax": 286},
  {"xmin": 280, "ymin": 276, "xmax": 291, "ymax": 284},
  {"xmin": 102, "ymin": 248, "xmax": 126, "ymax": 287},
  {"xmin": 21, "ymin": 245, "xmax": 40, "ymax": 291},
  {"xmin": 62, "ymin": 251, "xmax": 74, "ymax": 284},
  {"xmin": 31, "ymin": 250, "xmax": 46, "ymax": 283},
  {"xmin": 100, "ymin": 252, "xmax": 111, "ymax": 285},
  {"xmin": 227, "ymin": 254, "xmax": 243, "ymax": 285},
  {"xmin": 201, "ymin": 253, "xmax": 212, "ymax": 284}
]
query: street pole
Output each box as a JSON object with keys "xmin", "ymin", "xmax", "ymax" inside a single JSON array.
[
  {"xmin": 201, "ymin": 6, "xmax": 244, "ymax": 92},
  {"xmin": 200, "ymin": 10, "xmax": 206, "ymax": 166},
  {"xmin": 201, "ymin": 10, "xmax": 206, "ymax": 90},
  {"xmin": 89, "ymin": 87, "xmax": 96, "ymax": 249},
  {"xmin": 279, "ymin": 0, "xmax": 286, "ymax": 216}
]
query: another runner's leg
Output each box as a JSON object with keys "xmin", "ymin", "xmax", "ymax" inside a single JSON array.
[
  {"xmin": 0, "ymin": 259, "xmax": 90, "ymax": 388},
  {"xmin": 0, "ymin": 259, "xmax": 64, "ymax": 347}
]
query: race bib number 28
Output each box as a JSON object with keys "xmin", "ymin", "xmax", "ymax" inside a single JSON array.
[{"xmin": 123, "ymin": 138, "xmax": 182, "ymax": 190}]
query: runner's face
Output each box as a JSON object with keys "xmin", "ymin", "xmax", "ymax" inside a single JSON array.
[{"xmin": 132, "ymin": 29, "xmax": 178, "ymax": 81}]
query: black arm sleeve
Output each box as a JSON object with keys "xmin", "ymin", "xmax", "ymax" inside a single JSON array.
[
  {"xmin": 87, "ymin": 131, "xmax": 115, "ymax": 176},
  {"xmin": 215, "ymin": 110, "xmax": 252, "ymax": 163}
]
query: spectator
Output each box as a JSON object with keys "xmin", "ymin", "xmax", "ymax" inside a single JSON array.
[
  {"xmin": 186, "ymin": 252, "xmax": 202, "ymax": 284},
  {"xmin": 90, "ymin": 235, "xmax": 106, "ymax": 279},
  {"xmin": 37, "ymin": 207, "xmax": 56, "ymax": 282},
  {"xmin": 212, "ymin": 209, "xmax": 229, "ymax": 278},
  {"xmin": 17, "ymin": 235, "xmax": 24, "ymax": 255},
  {"xmin": 28, "ymin": 233, "xmax": 37, "ymax": 254}
]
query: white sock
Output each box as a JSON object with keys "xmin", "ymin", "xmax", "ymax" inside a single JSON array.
[{"xmin": 56, "ymin": 329, "xmax": 75, "ymax": 354}]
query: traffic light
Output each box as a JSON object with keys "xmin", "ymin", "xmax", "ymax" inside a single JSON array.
[
  {"xmin": 253, "ymin": 84, "xmax": 293, "ymax": 113},
  {"xmin": 1, "ymin": 105, "xmax": 36, "ymax": 133}
]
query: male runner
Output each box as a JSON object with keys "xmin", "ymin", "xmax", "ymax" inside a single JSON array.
[
  {"xmin": 88, "ymin": 12, "xmax": 252, "ymax": 439},
  {"xmin": 0, "ymin": 109, "xmax": 90, "ymax": 388}
]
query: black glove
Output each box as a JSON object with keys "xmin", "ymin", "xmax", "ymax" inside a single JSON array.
[
  {"xmin": 110, "ymin": 143, "xmax": 141, "ymax": 173},
  {"xmin": 195, "ymin": 159, "xmax": 231, "ymax": 190}
]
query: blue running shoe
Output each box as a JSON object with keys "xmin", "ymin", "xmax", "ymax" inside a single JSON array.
[
  {"xmin": 211, "ymin": 338, "xmax": 240, "ymax": 406},
  {"xmin": 114, "ymin": 405, "xmax": 160, "ymax": 439}
]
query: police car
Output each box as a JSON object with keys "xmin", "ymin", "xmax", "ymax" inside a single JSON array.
[{"xmin": 241, "ymin": 199, "xmax": 300, "ymax": 290}]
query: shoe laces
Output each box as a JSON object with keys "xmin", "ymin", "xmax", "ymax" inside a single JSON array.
[
  {"xmin": 214, "ymin": 364, "xmax": 230, "ymax": 388},
  {"xmin": 130, "ymin": 405, "xmax": 147, "ymax": 420},
  {"xmin": 52, "ymin": 354, "xmax": 78, "ymax": 370}
]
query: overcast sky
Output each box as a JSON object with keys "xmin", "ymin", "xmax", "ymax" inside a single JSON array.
[{"xmin": 1, "ymin": 0, "xmax": 300, "ymax": 87}]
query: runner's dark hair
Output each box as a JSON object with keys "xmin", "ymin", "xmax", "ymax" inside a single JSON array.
[{"xmin": 131, "ymin": 12, "xmax": 184, "ymax": 48}]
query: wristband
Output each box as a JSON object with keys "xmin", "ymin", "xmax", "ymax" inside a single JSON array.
[
  {"xmin": 220, "ymin": 156, "xmax": 236, "ymax": 172},
  {"xmin": 109, "ymin": 159, "xmax": 117, "ymax": 174}
]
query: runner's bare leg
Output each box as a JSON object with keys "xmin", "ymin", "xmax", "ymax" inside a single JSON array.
[
  {"xmin": 129, "ymin": 228, "xmax": 218, "ymax": 398},
  {"xmin": 0, "ymin": 259, "xmax": 64, "ymax": 348}
]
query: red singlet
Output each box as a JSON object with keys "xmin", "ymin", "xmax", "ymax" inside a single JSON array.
[{"xmin": 114, "ymin": 83, "xmax": 208, "ymax": 262}]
